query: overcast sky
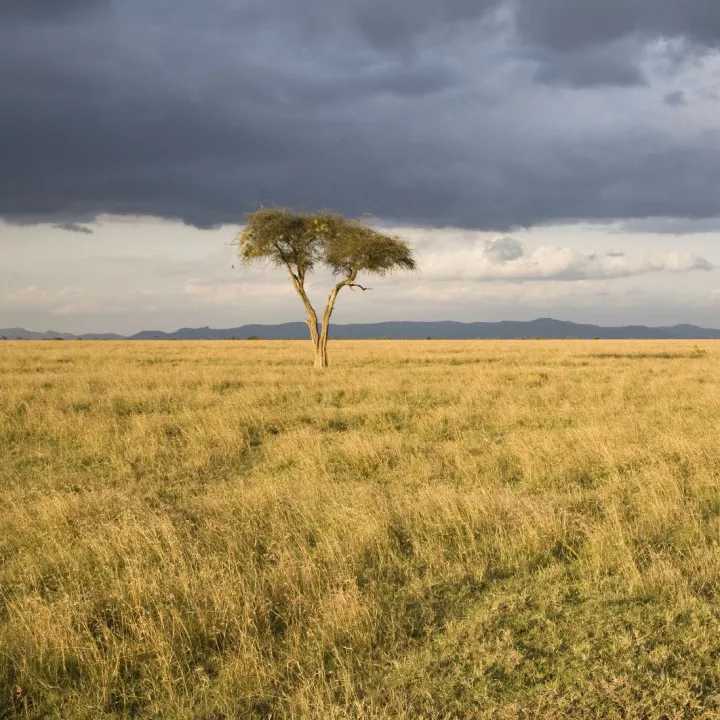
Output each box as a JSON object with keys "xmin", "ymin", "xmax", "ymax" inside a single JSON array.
[{"xmin": 2, "ymin": 0, "xmax": 720, "ymax": 333}]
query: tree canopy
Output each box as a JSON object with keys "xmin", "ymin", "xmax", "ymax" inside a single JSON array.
[{"xmin": 236, "ymin": 207, "xmax": 416, "ymax": 368}]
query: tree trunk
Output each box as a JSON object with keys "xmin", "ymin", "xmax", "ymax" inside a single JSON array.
[
  {"xmin": 316, "ymin": 297, "xmax": 335, "ymax": 368},
  {"xmin": 288, "ymin": 268, "xmax": 357, "ymax": 370},
  {"xmin": 313, "ymin": 339, "xmax": 328, "ymax": 369},
  {"xmin": 314, "ymin": 270, "xmax": 356, "ymax": 369},
  {"xmin": 309, "ymin": 314, "xmax": 327, "ymax": 369},
  {"xmin": 287, "ymin": 270, "xmax": 326, "ymax": 368}
]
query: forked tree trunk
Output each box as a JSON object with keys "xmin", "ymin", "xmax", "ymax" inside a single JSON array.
[
  {"xmin": 287, "ymin": 270, "xmax": 326, "ymax": 368},
  {"xmin": 290, "ymin": 269, "xmax": 357, "ymax": 370},
  {"xmin": 311, "ymin": 305, "xmax": 333, "ymax": 369},
  {"xmin": 313, "ymin": 271, "xmax": 357, "ymax": 369},
  {"xmin": 308, "ymin": 314, "xmax": 328, "ymax": 370},
  {"xmin": 313, "ymin": 338, "xmax": 328, "ymax": 369},
  {"xmin": 312, "ymin": 298, "xmax": 327, "ymax": 369}
]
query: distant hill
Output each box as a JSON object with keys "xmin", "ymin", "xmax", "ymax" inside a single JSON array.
[
  {"xmin": 0, "ymin": 327, "xmax": 125, "ymax": 340},
  {"xmin": 3, "ymin": 318, "xmax": 720, "ymax": 341}
]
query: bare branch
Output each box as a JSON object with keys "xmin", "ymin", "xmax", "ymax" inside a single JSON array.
[{"xmin": 348, "ymin": 284, "xmax": 373, "ymax": 292}]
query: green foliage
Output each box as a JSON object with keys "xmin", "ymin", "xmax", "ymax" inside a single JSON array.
[
  {"xmin": 236, "ymin": 206, "xmax": 416, "ymax": 280},
  {"xmin": 323, "ymin": 223, "xmax": 416, "ymax": 277},
  {"xmin": 237, "ymin": 207, "xmax": 326, "ymax": 278}
]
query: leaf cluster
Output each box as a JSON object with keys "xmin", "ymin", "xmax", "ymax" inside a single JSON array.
[{"xmin": 237, "ymin": 207, "xmax": 416, "ymax": 279}]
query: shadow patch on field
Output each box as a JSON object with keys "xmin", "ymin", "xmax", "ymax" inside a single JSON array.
[
  {"xmin": 588, "ymin": 352, "xmax": 706, "ymax": 360},
  {"xmin": 212, "ymin": 380, "xmax": 244, "ymax": 393},
  {"xmin": 112, "ymin": 396, "xmax": 178, "ymax": 416},
  {"xmin": 394, "ymin": 357, "xmax": 503, "ymax": 367}
]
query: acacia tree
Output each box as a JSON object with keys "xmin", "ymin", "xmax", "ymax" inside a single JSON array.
[{"xmin": 236, "ymin": 207, "xmax": 416, "ymax": 368}]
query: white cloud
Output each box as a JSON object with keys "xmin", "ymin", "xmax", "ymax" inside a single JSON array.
[
  {"xmin": 484, "ymin": 236, "xmax": 524, "ymax": 263},
  {"xmin": 399, "ymin": 279, "xmax": 617, "ymax": 304},
  {"xmin": 3, "ymin": 217, "xmax": 720, "ymax": 332},
  {"xmin": 419, "ymin": 236, "xmax": 713, "ymax": 282},
  {"xmin": 184, "ymin": 281, "xmax": 294, "ymax": 304},
  {"xmin": 2, "ymin": 284, "xmax": 160, "ymax": 316},
  {"xmin": 4, "ymin": 285, "xmax": 85, "ymax": 308}
]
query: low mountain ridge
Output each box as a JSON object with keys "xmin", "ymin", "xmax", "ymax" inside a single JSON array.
[
  {"xmin": 3, "ymin": 318, "xmax": 720, "ymax": 340},
  {"xmin": 0, "ymin": 327, "xmax": 125, "ymax": 340}
]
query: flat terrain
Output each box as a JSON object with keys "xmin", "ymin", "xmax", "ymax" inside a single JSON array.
[{"xmin": 2, "ymin": 339, "xmax": 720, "ymax": 719}]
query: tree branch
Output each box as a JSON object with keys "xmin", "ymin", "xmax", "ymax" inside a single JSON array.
[{"xmin": 347, "ymin": 283, "xmax": 373, "ymax": 292}]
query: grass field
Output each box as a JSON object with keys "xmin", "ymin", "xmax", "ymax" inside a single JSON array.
[{"xmin": 2, "ymin": 339, "xmax": 720, "ymax": 719}]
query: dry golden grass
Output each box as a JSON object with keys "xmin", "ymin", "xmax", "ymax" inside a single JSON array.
[{"xmin": 2, "ymin": 338, "xmax": 720, "ymax": 718}]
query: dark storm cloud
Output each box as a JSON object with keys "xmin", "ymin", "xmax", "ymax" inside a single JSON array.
[
  {"xmin": 351, "ymin": 0, "xmax": 502, "ymax": 50},
  {"xmin": 619, "ymin": 217, "xmax": 720, "ymax": 234},
  {"xmin": 1, "ymin": 0, "xmax": 719, "ymax": 231},
  {"xmin": 533, "ymin": 44, "xmax": 649, "ymax": 88},
  {"xmin": 515, "ymin": 0, "xmax": 720, "ymax": 52},
  {"xmin": 516, "ymin": 0, "xmax": 720, "ymax": 87},
  {"xmin": 2, "ymin": 0, "xmax": 106, "ymax": 20},
  {"xmin": 664, "ymin": 90, "xmax": 688, "ymax": 106},
  {"xmin": 52, "ymin": 223, "xmax": 94, "ymax": 234}
]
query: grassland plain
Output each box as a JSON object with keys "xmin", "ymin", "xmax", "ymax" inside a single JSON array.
[{"xmin": 1, "ymin": 339, "xmax": 720, "ymax": 719}]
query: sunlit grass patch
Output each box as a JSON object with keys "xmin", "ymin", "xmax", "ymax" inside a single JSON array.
[{"xmin": 1, "ymin": 339, "xmax": 719, "ymax": 718}]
